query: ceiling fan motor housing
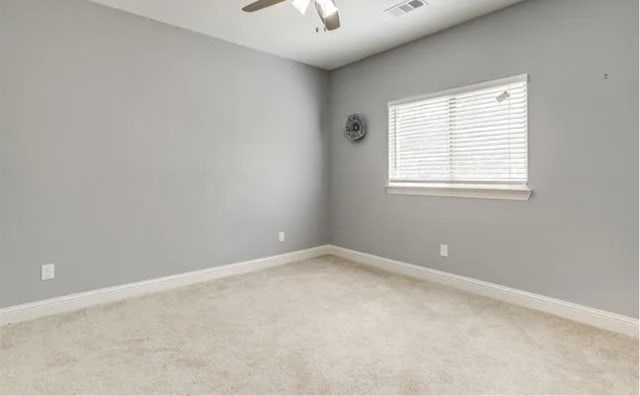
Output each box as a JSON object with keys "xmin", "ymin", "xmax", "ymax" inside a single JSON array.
[{"xmin": 243, "ymin": 0, "xmax": 340, "ymax": 31}]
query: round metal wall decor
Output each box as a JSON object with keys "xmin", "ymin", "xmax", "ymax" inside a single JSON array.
[{"xmin": 344, "ymin": 114, "xmax": 366, "ymax": 142}]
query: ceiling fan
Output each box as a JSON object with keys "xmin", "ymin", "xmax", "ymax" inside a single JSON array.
[{"xmin": 242, "ymin": 0, "xmax": 341, "ymax": 31}]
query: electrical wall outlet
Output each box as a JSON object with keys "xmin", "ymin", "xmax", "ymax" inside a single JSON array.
[
  {"xmin": 41, "ymin": 263, "xmax": 55, "ymax": 281},
  {"xmin": 440, "ymin": 244, "xmax": 448, "ymax": 257},
  {"xmin": 278, "ymin": 231, "xmax": 285, "ymax": 242}
]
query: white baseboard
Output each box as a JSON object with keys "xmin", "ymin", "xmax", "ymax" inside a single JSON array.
[
  {"xmin": 327, "ymin": 245, "xmax": 638, "ymax": 338},
  {"xmin": 0, "ymin": 245, "xmax": 331, "ymax": 327},
  {"xmin": 3, "ymin": 244, "xmax": 636, "ymax": 338}
]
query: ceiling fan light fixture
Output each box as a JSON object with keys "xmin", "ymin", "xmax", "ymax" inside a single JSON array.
[
  {"xmin": 291, "ymin": 0, "xmax": 311, "ymax": 15},
  {"xmin": 316, "ymin": 0, "xmax": 338, "ymax": 18},
  {"xmin": 241, "ymin": 0, "xmax": 340, "ymax": 31}
]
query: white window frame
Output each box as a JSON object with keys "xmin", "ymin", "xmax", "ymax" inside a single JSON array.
[{"xmin": 386, "ymin": 74, "xmax": 532, "ymax": 201}]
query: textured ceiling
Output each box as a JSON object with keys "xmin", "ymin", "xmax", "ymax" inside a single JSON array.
[{"xmin": 89, "ymin": 0, "xmax": 523, "ymax": 70}]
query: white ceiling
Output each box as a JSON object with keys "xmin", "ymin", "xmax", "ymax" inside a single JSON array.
[{"xmin": 89, "ymin": 0, "xmax": 523, "ymax": 70}]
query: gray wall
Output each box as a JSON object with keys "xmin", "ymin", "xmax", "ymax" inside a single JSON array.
[
  {"xmin": 1, "ymin": 0, "xmax": 637, "ymax": 318},
  {"xmin": 329, "ymin": 0, "xmax": 639, "ymax": 317},
  {"xmin": 0, "ymin": 0, "xmax": 329, "ymax": 308}
]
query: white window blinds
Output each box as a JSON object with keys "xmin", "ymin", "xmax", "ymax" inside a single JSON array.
[{"xmin": 388, "ymin": 75, "xmax": 528, "ymax": 187}]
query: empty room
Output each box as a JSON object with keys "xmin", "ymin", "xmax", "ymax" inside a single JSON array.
[{"xmin": 0, "ymin": 0, "xmax": 638, "ymax": 394}]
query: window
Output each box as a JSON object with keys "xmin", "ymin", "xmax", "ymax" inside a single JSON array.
[{"xmin": 387, "ymin": 74, "xmax": 531, "ymax": 200}]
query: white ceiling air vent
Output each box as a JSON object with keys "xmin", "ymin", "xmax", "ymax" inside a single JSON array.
[{"xmin": 386, "ymin": 0, "xmax": 427, "ymax": 17}]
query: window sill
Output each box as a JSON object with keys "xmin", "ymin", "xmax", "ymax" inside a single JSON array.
[{"xmin": 385, "ymin": 183, "xmax": 532, "ymax": 201}]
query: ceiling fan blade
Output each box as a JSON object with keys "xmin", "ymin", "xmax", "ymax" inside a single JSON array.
[
  {"xmin": 324, "ymin": 10, "xmax": 340, "ymax": 30},
  {"xmin": 242, "ymin": 0, "xmax": 288, "ymax": 12}
]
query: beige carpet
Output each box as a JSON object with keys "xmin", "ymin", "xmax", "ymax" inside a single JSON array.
[{"xmin": 0, "ymin": 255, "xmax": 637, "ymax": 394}]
